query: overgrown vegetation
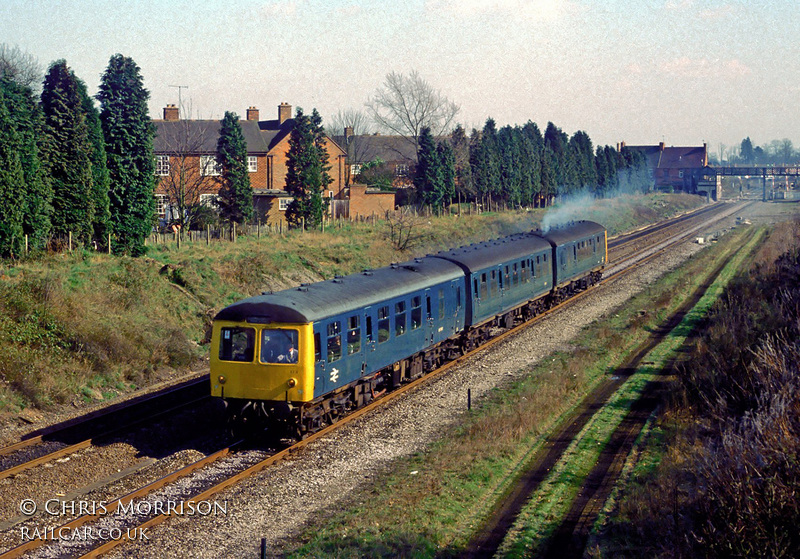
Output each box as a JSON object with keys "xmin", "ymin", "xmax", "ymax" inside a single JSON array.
[{"xmin": 595, "ymin": 217, "xmax": 800, "ymax": 558}]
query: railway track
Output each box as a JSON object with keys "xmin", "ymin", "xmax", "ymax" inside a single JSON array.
[
  {"xmin": 0, "ymin": 376, "xmax": 210, "ymax": 481},
  {"xmin": 0, "ymin": 201, "xmax": 747, "ymax": 557}
]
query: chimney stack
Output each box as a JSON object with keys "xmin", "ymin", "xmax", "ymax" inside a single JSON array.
[
  {"xmin": 344, "ymin": 126, "xmax": 354, "ymax": 141},
  {"xmin": 163, "ymin": 104, "xmax": 179, "ymax": 121},
  {"xmin": 246, "ymin": 106, "xmax": 260, "ymax": 121},
  {"xmin": 278, "ymin": 102, "xmax": 292, "ymax": 124},
  {"xmin": 659, "ymin": 141, "xmax": 665, "ymax": 151}
]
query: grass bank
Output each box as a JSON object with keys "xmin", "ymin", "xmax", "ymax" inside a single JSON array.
[
  {"xmin": 591, "ymin": 217, "xmax": 800, "ymax": 557},
  {"xmin": 0, "ymin": 194, "xmax": 701, "ymax": 419},
  {"xmin": 286, "ymin": 222, "xmax": 762, "ymax": 558}
]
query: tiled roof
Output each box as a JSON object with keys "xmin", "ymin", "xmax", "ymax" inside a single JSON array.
[
  {"xmin": 333, "ymin": 134, "xmax": 418, "ymax": 163},
  {"xmin": 153, "ymin": 119, "xmax": 270, "ymax": 154},
  {"xmin": 626, "ymin": 144, "xmax": 707, "ymax": 170}
]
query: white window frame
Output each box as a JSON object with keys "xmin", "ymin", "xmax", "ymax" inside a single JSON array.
[
  {"xmin": 155, "ymin": 194, "xmax": 168, "ymax": 217},
  {"xmin": 248, "ymin": 156, "xmax": 258, "ymax": 173},
  {"xmin": 200, "ymin": 155, "xmax": 221, "ymax": 177},
  {"xmin": 155, "ymin": 155, "xmax": 170, "ymax": 176},
  {"xmin": 395, "ymin": 164, "xmax": 408, "ymax": 177},
  {"xmin": 279, "ymin": 197, "xmax": 294, "ymax": 211},
  {"xmin": 350, "ymin": 163, "xmax": 362, "ymax": 176}
]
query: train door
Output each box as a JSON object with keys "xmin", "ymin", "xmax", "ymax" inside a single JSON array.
[
  {"xmin": 425, "ymin": 288, "xmax": 434, "ymax": 345},
  {"xmin": 313, "ymin": 326, "xmax": 326, "ymax": 396}
]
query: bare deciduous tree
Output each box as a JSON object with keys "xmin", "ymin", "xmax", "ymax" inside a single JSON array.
[
  {"xmin": 366, "ymin": 70, "xmax": 460, "ymax": 161},
  {"xmin": 329, "ymin": 108, "xmax": 374, "ymax": 183},
  {"xmin": 156, "ymin": 117, "xmax": 218, "ymax": 230},
  {"xmin": 0, "ymin": 44, "xmax": 42, "ymax": 92}
]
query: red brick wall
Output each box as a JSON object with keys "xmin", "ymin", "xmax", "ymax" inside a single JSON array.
[{"xmin": 349, "ymin": 184, "xmax": 396, "ymax": 218}]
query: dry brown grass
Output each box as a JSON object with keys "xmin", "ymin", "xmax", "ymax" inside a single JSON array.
[{"xmin": 598, "ymin": 218, "xmax": 800, "ymax": 558}]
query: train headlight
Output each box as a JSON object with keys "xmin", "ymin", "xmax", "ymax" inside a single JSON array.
[
  {"xmin": 218, "ymin": 375, "xmax": 226, "ymax": 384},
  {"xmin": 287, "ymin": 377, "xmax": 297, "ymax": 388}
]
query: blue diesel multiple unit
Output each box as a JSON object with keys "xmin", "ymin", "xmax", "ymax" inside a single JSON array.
[{"xmin": 211, "ymin": 220, "xmax": 607, "ymax": 436}]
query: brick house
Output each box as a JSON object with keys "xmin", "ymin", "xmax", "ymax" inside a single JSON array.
[
  {"xmin": 153, "ymin": 103, "xmax": 348, "ymax": 225},
  {"xmin": 622, "ymin": 141, "xmax": 709, "ymax": 194}
]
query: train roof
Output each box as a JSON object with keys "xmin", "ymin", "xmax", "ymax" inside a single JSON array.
[
  {"xmin": 431, "ymin": 232, "xmax": 552, "ymax": 273},
  {"xmin": 540, "ymin": 220, "xmax": 606, "ymax": 245},
  {"xmin": 214, "ymin": 256, "xmax": 464, "ymax": 324}
]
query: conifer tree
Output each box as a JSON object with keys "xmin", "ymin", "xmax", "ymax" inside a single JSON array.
[
  {"xmin": 40, "ymin": 60, "xmax": 95, "ymax": 245},
  {"xmin": 414, "ymin": 126, "xmax": 442, "ymax": 206},
  {"xmin": 216, "ymin": 111, "xmax": 253, "ymax": 225},
  {"xmin": 97, "ymin": 54, "xmax": 155, "ymax": 256},
  {"xmin": 0, "ymin": 76, "xmax": 51, "ymax": 250},
  {"xmin": 450, "ymin": 125, "xmax": 474, "ymax": 202},
  {"xmin": 0, "ymin": 89, "xmax": 25, "ymax": 256},
  {"xmin": 76, "ymin": 77, "xmax": 110, "ymax": 245},
  {"xmin": 284, "ymin": 107, "xmax": 331, "ymax": 228}
]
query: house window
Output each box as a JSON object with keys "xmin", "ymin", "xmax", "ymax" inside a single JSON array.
[
  {"xmin": 155, "ymin": 155, "xmax": 170, "ymax": 176},
  {"xmin": 199, "ymin": 194, "xmax": 218, "ymax": 208},
  {"xmin": 350, "ymin": 164, "xmax": 362, "ymax": 176},
  {"xmin": 200, "ymin": 155, "xmax": 221, "ymax": 176},
  {"xmin": 248, "ymin": 156, "xmax": 257, "ymax": 173},
  {"xmin": 279, "ymin": 198, "xmax": 294, "ymax": 211},
  {"xmin": 394, "ymin": 164, "xmax": 408, "ymax": 177},
  {"xmin": 155, "ymin": 194, "xmax": 168, "ymax": 217}
]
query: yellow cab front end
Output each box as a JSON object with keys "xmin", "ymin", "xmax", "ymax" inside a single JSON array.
[{"xmin": 210, "ymin": 320, "xmax": 316, "ymax": 404}]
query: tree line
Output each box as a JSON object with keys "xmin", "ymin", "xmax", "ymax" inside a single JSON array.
[
  {"xmin": 1, "ymin": 52, "xmax": 155, "ymax": 257},
  {"xmin": 413, "ymin": 119, "xmax": 650, "ymax": 209},
  {"xmin": 0, "ymin": 48, "xmax": 254, "ymax": 258}
]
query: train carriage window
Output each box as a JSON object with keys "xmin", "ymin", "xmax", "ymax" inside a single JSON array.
[
  {"xmin": 456, "ymin": 286, "xmax": 462, "ymax": 310},
  {"xmin": 490, "ymin": 270, "xmax": 498, "ymax": 297},
  {"xmin": 260, "ymin": 328, "xmax": 299, "ymax": 364},
  {"xmin": 573, "ymin": 244, "xmax": 578, "ymax": 261},
  {"xmin": 327, "ymin": 322, "xmax": 342, "ymax": 362},
  {"xmin": 411, "ymin": 296, "xmax": 422, "ymax": 329},
  {"xmin": 521, "ymin": 260, "xmax": 528, "ymax": 282},
  {"xmin": 498, "ymin": 268, "xmax": 504, "ymax": 290},
  {"xmin": 366, "ymin": 316, "xmax": 373, "ymax": 342},
  {"xmin": 219, "ymin": 327, "xmax": 255, "ymax": 362},
  {"xmin": 513, "ymin": 263, "xmax": 519, "ymax": 286},
  {"xmin": 480, "ymin": 273, "xmax": 488, "ymax": 299},
  {"xmin": 395, "ymin": 301, "xmax": 407, "ymax": 336},
  {"xmin": 314, "ymin": 332, "xmax": 321, "ymax": 362},
  {"xmin": 378, "ymin": 306, "xmax": 390, "ymax": 343},
  {"xmin": 438, "ymin": 289, "xmax": 445, "ymax": 319},
  {"xmin": 593, "ymin": 238, "xmax": 597, "ymax": 253},
  {"xmin": 473, "ymin": 278, "xmax": 480, "ymax": 299},
  {"xmin": 347, "ymin": 315, "xmax": 361, "ymax": 354}
]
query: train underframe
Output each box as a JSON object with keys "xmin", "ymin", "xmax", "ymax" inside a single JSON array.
[{"xmin": 226, "ymin": 269, "xmax": 603, "ymax": 440}]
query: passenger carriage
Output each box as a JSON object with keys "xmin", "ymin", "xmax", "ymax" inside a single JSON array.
[{"xmin": 211, "ymin": 256, "xmax": 466, "ymax": 436}]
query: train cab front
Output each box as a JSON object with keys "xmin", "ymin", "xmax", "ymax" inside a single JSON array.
[{"xmin": 210, "ymin": 320, "xmax": 315, "ymax": 437}]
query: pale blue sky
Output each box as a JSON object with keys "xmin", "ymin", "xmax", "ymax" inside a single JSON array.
[{"xmin": 3, "ymin": 0, "xmax": 799, "ymax": 155}]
